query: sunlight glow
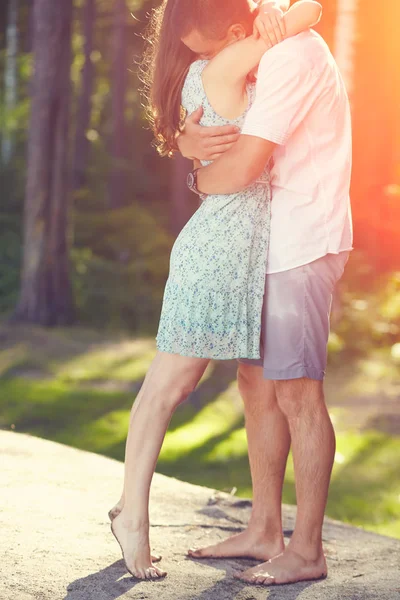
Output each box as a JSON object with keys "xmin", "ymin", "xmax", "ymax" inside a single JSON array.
[{"xmin": 333, "ymin": 0, "xmax": 358, "ymax": 94}]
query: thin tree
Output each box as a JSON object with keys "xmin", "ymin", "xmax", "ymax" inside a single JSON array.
[
  {"xmin": 108, "ymin": 0, "xmax": 128, "ymax": 208},
  {"xmin": 2, "ymin": 0, "xmax": 19, "ymax": 165},
  {"xmin": 14, "ymin": 0, "xmax": 74, "ymax": 325},
  {"xmin": 73, "ymin": 0, "xmax": 96, "ymax": 192}
]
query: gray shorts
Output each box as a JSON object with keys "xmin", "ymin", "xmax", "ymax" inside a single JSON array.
[{"xmin": 239, "ymin": 251, "xmax": 350, "ymax": 381}]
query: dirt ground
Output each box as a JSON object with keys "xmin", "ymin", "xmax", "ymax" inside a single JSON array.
[{"xmin": 1, "ymin": 429, "xmax": 399, "ymax": 600}]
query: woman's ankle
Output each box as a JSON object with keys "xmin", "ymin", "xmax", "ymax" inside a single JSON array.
[{"xmin": 117, "ymin": 510, "xmax": 150, "ymax": 531}]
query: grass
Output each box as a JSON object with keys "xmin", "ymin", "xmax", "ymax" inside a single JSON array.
[{"xmin": 1, "ymin": 321, "xmax": 399, "ymax": 539}]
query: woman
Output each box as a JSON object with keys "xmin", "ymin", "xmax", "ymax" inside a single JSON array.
[{"xmin": 110, "ymin": 0, "xmax": 322, "ymax": 580}]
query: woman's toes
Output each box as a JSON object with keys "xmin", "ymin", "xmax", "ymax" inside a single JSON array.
[
  {"xmin": 145, "ymin": 567, "xmax": 155, "ymax": 580},
  {"xmin": 137, "ymin": 567, "xmax": 147, "ymax": 580},
  {"xmin": 152, "ymin": 553, "xmax": 162, "ymax": 563},
  {"xmin": 144, "ymin": 566, "xmax": 166, "ymax": 579}
]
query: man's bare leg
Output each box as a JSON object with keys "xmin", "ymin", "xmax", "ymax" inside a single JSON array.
[
  {"xmin": 235, "ymin": 378, "xmax": 332, "ymax": 585},
  {"xmin": 111, "ymin": 351, "xmax": 209, "ymax": 580},
  {"xmin": 188, "ymin": 363, "xmax": 290, "ymax": 560}
]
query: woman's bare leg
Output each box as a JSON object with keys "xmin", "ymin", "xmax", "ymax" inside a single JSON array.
[
  {"xmin": 111, "ymin": 351, "xmax": 209, "ymax": 580},
  {"xmin": 108, "ymin": 359, "xmax": 154, "ymax": 518}
]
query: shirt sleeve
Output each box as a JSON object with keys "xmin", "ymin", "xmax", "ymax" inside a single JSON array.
[{"xmin": 242, "ymin": 49, "xmax": 321, "ymax": 145}]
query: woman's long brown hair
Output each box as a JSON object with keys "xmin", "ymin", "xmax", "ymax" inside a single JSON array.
[{"xmin": 140, "ymin": 0, "xmax": 255, "ymax": 157}]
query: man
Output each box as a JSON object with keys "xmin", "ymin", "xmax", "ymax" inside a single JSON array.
[{"xmin": 178, "ymin": 0, "xmax": 353, "ymax": 586}]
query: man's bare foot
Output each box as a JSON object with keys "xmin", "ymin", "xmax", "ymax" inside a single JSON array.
[
  {"xmin": 188, "ymin": 528, "xmax": 284, "ymax": 561},
  {"xmin": 233, "ymin": 547, "xmax": 327, "ymax": 586},
  {"xmin": 108, "ymin": 503, "xmax": 162, "ymax": 563},
  {"xmin": 110, "ymin": 512, "xmax": 167, "ymax": 580}
]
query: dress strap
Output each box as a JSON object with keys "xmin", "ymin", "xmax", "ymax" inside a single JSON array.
[{"xmin": 181, "ymin": 60, "xmax": 209, "ymax": 116}]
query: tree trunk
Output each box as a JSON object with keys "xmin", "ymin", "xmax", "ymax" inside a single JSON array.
[
  {"xmin": 73, "ymin": 0, "xmax": 96, "ymax": 192},
  {"xmin": 2, "ymin": 0, "xmax": 19, "ymax": 166},
  {"xmin": 108, "ymin": 0, "xmax": 128, "ymax": 208},
  {"xmin": 14, "ymin": 0, "xmax": 74, "ymax": 326}
]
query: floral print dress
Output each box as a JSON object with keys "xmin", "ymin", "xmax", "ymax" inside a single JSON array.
[{"xmin": 156, "ymin": 60, "xmax": 272, "ymax": 360}]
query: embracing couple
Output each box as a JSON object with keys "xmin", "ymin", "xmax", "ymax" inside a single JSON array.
[{"xmin": 110, "ymin": 0, "xmax": 353, "ymax": 587}]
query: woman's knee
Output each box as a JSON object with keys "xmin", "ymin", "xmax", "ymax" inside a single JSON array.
[
  {"xmin": 147, "ymin": 354, "xmax": 206, "ymax": 411},
  {"xmin": 148, "ymin": 376, "xmax": 194, "ymax": 412}
]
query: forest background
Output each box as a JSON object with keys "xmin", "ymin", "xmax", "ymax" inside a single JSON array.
[{"xmin": 1, "ymin": 0, "xmax": 399, "ymax": 539}]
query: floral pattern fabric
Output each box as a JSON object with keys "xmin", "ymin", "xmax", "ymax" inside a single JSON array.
[{"xmin": 156, "ymin": 60, "xmax": 272, "ymax": 359}]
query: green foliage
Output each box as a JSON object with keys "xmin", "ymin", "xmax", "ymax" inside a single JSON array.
[
  {"xmin": 331, "ymin": 252, "xmax": 400, "ymax": 358},
  {"xmin": 0, "ymin": 323, "xmax": 399, "ymax": 538},
  {"xmin": 71, "ymin": 202, "xmax": 172, "ymax": 332},
  {"xmin": 0, "ymin": 213, "xmax": 21, "ymax": 313}
]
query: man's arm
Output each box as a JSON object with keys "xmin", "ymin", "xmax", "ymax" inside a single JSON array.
[
  {"xmin": 195, "ymin": 48, "xmax": 321, "ymax": 196},
  {"xmin": 197, "ymin": 135, "xmax": 275, "ymax": 195},
  {"xmin": 177, "ymin": 107, "xmax": 240, "ymax": 162}
]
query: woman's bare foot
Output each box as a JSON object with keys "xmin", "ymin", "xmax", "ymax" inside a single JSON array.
[
  {"xmin": 110, "ymin": 512, "xmax": 167, "ymax": 580},
  {"xmin": 188, "ymin": 528, "xmax": 284, "ymax": 561},
  {"xmin": 108, "ymin": 503, "xmax": 162, "ymax": 563},
  {"xmin": 108, "ymin": 502, "xmax": 123, "ymax": 522},
  {"xmin": 233, "ymin": 547, "xmax": 327, "ymax": 586}
]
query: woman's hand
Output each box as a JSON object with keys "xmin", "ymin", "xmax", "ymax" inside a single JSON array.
[
  {"xmin": 253, "ymin": 2, "xmax": 287, "ymax": 47},
  {"xmin": 176, "ymin": 107, "xmax": 240, "ymax": 161}
]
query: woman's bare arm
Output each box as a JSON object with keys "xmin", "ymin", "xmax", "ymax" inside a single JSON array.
[{"xmin": 204, "ymin": 1, "xmax": 322, "ymax": 85}]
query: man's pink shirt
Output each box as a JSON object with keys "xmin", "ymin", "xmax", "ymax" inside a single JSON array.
[{"xmin": 242, "ymin": 30, "xmax": 353, "ymax": 274}]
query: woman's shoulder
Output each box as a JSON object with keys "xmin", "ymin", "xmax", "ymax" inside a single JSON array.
[
  {"xmin": 182, "ymin": 60, "xmax": 209, "ymax": 108},
  {"xmin": 187, "ymin": 59, "xmax": 209, "ymax": 78}
]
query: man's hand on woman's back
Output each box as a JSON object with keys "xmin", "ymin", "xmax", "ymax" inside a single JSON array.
[{"xmin": 176, "ymin": 107, "xmax": 240, "ymax": 162}]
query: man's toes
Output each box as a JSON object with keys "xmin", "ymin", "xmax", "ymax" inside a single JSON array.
[
  {"xmin": 233, "ymin": 569, "xmax": 254, "ymax": 583},
  {"xmin": 188, "ymin": 547, "xmax": 208, "ymax": 558},
  {"xmin": 255, "ymin": 574, "xmax": 275, "ymax": 586}
]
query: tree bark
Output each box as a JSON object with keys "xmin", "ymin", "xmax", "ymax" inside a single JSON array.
[
  {"xmin": 2, "ymin": 0, "xmax": 19, "ymax": 165},
  {"xmin": 14, "ymin": 0, "xmax": 74, "ymax": 326},
  {"xmin": 73, "ymin": 0, "xmax": 96, "ymax": 192},
  {"xmin": 108, "ymin": 0, "xmax": 128, "ymax": 208}
]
